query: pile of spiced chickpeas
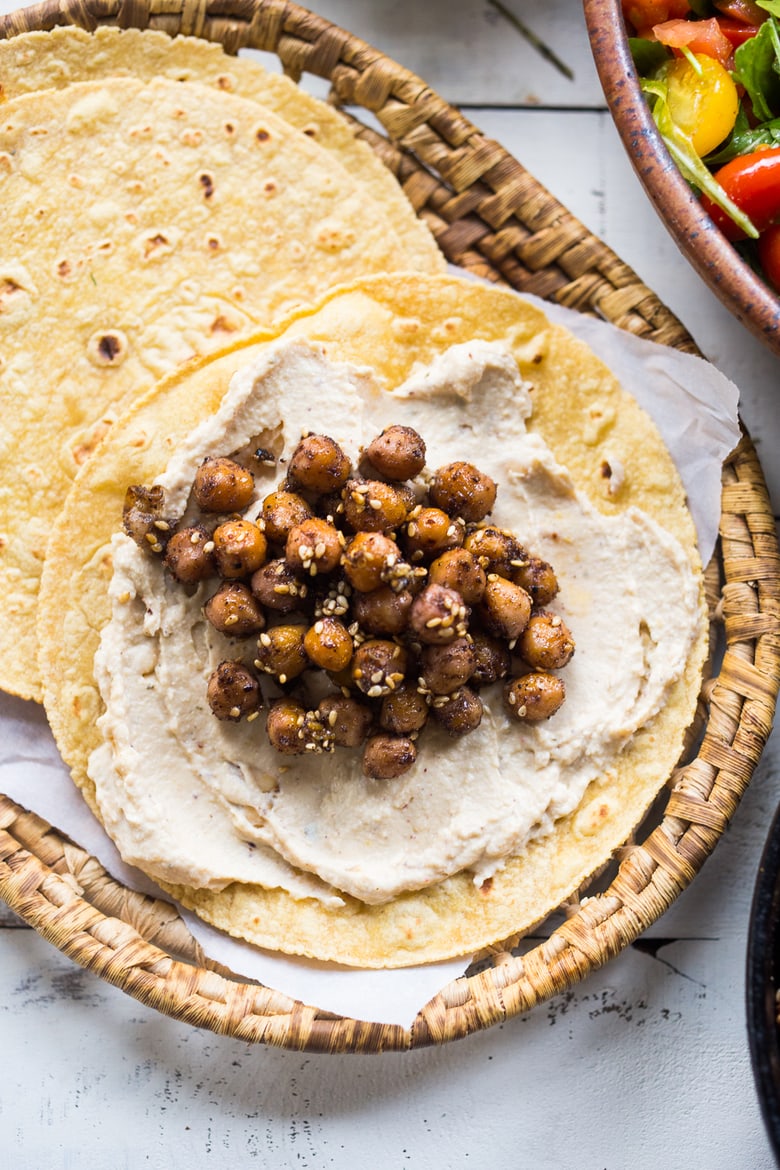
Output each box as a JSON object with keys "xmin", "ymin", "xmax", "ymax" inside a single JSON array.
[{"xmin": 125, "ymin": 424, "xmax": 575, "ymax": 779}]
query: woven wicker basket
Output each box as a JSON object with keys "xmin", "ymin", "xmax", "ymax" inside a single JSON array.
[{"xmin": 1, "ymin": 0, "xmax": 778, "ymax": 1054}]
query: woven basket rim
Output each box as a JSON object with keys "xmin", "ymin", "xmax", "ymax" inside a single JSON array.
[{"xmin": 1, "ymin": 0, "xmax": 779, "ymax": 1054}]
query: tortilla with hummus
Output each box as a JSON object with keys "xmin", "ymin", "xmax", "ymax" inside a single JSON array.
[
  {"xmin": 37, "ymin": 274, "xmax": 708, "ymax": 967},
  {"xmin": 0, "ymin": 71, "xmax": 440, "ymax": 702}
]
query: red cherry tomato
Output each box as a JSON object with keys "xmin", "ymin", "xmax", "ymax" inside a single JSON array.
[
  {"xmin": 701, "ymin": 147, "xmax": 780, "ymax": 240},
  {"xmin": 716, "ymin": 16, "xmax": 760, "ymax": 47},
  {"xmin": 622, "ymin": 0, "xmax": 691, "ymax": 36},
  {"xmin": 758, "ymin": 223, "xmax": 780, "ymax": 293},
  {"xmin": 653, "ymin": 17, "xmax": 733, "ymax": 65},
  {"xmin": 713, "ymin": 0, "xmax": 767, "ymax": 24}
]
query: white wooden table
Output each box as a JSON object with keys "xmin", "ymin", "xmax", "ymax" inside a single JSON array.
[{"xmin": 2, "ymin": 3, "xmax": 779, "ymax": 1166}]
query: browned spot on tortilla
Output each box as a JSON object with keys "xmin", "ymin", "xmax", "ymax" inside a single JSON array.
[
  {"xmin": 256, "ymin": 128, "xmax": 270, "ymax": 143},
  {"xmin": 199, "ymin": 172, "xmax": 214, "ymax": 199},
  {"xmin": 144, "ymin": 233, "xmax": 169, "ymax": 259},
  {"xmin": 73, "ymin": 419, "xmax": 113, "ymax": 465},
  {"xmin": 99, "ymin": 334, "xmax": 121, "ymax": 362},
  {"xmin": 0, "ymin": 278, "xmax": 22, "ymax": 311},
  {"xmin": 210, "ymin": 315, "xmax": 237, "ymax": 335}
]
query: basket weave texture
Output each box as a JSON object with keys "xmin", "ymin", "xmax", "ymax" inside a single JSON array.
[{"xmin": 1, "ymin": 0, "xmax": 779, "ymax": 1053}]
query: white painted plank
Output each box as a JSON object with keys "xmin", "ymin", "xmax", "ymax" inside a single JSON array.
[
  {"xmin": 294, "ymin": 0, "xmax": 605, "ymax": 107},
  {"xmin": 0, "ymin": 926, "xmax": 773, "ymax": 1169}
]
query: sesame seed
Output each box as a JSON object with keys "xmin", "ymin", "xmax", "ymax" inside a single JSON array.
[
  {"xmin": 314, "ymin": 542, "xmax": 327, "ymax": 558},
  {"xmin": 118, "ymin": 591, "xmax": 131, "ymax": 605},
  {"xmin": 367, "ymin": 685, "xmax": 384, "ymax": 698},
  {"xmin": 203, "ymin": 540, "xmax": 215, "ymax": 553},
  {"xmin": 368, "ymin": 498, "xmax": 382, "ymax": 511},
  {"xmin": 154, "ymin": 520, "xmax": 170, "ymax": 531},
  {"xmin": 229, "ymin": 706, "xmax": 241, "ymax": 718},
  {"xmin": 425, "ymin": 617, "xmax": 442, "ymax": 628},
  {"xmin": 314, "ymin": 620, "xmax": 324, "ymax": 634},
  {"xmin": 224, "ymin": 614, "xmax": 239, "ymax": 626},
  {"xmin": 247, "ymin": 711, "xmax": 260, "ymax": 722},
  {"xmin": 370, "ymin": 670, "xmax": 384, "ymax": 684},
  {"xmin": 328, "ymin": 710, "xmax": 338, "ymax": 727},
  {"xmin": 144, "ymin": 532, "xmax": 157, "ymax": 545},
  {"xmin": 278, "ymin": 673, "xmax": 287, "ymax": 684},
  {"xmin": 259, "ymin": 633, "xmax": 272, "ymax": 646}
]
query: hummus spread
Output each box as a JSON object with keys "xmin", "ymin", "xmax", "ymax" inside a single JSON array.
[{"xmin": 89, "ymin": 339, "xmax": 703, "ymax": 907}]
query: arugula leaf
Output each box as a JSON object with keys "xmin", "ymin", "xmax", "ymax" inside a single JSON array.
[
  {"xmin": 629, "ymin": 36, "xmax": 669, "ymax": 76},
  {"xmin": 732, "ymin": 18, "xmax": 780, "ymax": 124},
  {"xmin": 705, "ymin": 108, "xmax": 780, "ymax": 165},
  {"xmin": 641, "ymin": 77, "xmax": 760, "ymax": 237}
]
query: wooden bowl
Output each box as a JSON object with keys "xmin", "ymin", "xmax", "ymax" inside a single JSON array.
[{"xmin": 583, "ymin": 0, "xmax": 780, "ymax": 358}]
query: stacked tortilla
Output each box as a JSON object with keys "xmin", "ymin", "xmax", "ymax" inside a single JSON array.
[{"xmin": 0, "ymin": 26, "xmax": 443, "ymax": 701}]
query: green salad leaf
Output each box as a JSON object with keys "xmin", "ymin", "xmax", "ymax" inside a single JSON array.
[
  {"xmin": 757, "ymin": 2, "xmax": 780, "ymax": 17},
  {"xmin": 705, "ymin": 106, "xmax": 780, "ymax": 165},
  {"xmin": 641, "ymin": 76, "xmax": 760, "ymax": 238},
  {"xmin": 732, "ymin": 18, "xmax": 780, "ymax": 124},
  {"xmin": 629, "ymin": 36, "xmax": 669, "ymax": 76}
]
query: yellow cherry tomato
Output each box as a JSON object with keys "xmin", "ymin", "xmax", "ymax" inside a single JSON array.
[{"xmin": 661, "ymin": 53, "xmax": 739, "ymax": 157}]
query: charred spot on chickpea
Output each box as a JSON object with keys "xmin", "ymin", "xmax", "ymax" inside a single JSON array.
[{"xmin": 126, "ymin": 423, "xmax": 574, "ymax": 780}]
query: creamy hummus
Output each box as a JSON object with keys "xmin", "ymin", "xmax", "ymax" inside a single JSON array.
[{"xmin": 89, "ymin": 339, "xmax": 703, "ymax": 907}]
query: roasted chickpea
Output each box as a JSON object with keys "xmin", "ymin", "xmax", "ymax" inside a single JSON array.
[
  {"xmin": 163, "ymin": 524, "xmax": 215, "ymax": 584},
  {"xmin": 250, "ymin": 558, "xmax": 308, "ymax": 612},
  {"xmin": 261, "ymin": 490, "xmax": 312, "ymax": 545},
  {"xmin": 469, "ymin": 632, "xmax": 512, "ymax": 687},
  {"xmin": 421, "ymin": 637, "xmax": 476, "ymax": 695},
  {"xmin": 504, "ymin": 672, "xmax": 566, "ymax": 721},
  {"xmin": 318, "ymin": 693, "xmax": 374, "ymax": 748},
  {"xmin": 266, "ymin": 698, "xmax": 307, "ymax": 755},
  {"xmin": 364, "ymin": 425, "xmax": 426, "ymax": 481},
  {"xmin": 342, "ymin": 531, "xmax": 402, "ymax": 593},
  {"xmin": 511, "ymin": 556, "xmax": 559, "ymax": 606},
  {"xmin": 254, "ymin": 624, "xmax": 308, "ymax": 683},
  {"xmin": 303, "ymin": 618, "xmax": 353, "ymax": 673},
  {"xmin": 429, "ymin": 461, "xmax": 497, "ymax": 523},
  {"xmin": 193, "ymin": 456, "xmax": 254, "ymax": 513},
  {"xmin": 379, "ymin": 684, "xmax": 429, "ymax": 735},
  {"xmin": 288, "ymin": 433, "xmax": 352, "ymax": 495},
  {"xmin": 351, "ymin": 639, "xmax": 408, "ymax": 698},
  {"xmin": 212, "ymin": 518, "xmax": 268, "ymax": 578},
  {"xmin": 432, "ymin": 687, "xmax": 483, "ymax": 737},
  {"xmin": 352, "ymin": 586, "xmax": 413, "ymax": 636},
  {"xmin": 517, "ymin": 610, "xmax": 575, "ymax": 670},
  {"xmin": 464, "ymin": 526, "xmax": 523, "ymax": 578},
  {"xmin": 285, "ymin": 517, "xmax": 343, "ymax": 576},
  {"xmin": 204, "ymin": 582, "xmax": 265, "ymax": 636},
  {"xmin": 403, "ymin": 506, "xmax": 464, "ymax": 561},
  {"xmin": 207, "ymin": 661, "xmax": 261, "ymax": 721},
  {"xmin": 363, "ymin": 733, "xmax": 417, "ymax": 779},
  {"xmin": 480, "ymin": 577, "xmax": 532, "ymax": 640},
  {"xmin": 343, "ymin": 479, "xmax": 409, "ymax": 534},
  {"xmin": 408, "ymin": 583, "xmax": 469, "ymax": 645},
  {"xmin": 428, "ymin": 547, "xmax": 486, "ymax": 604}
]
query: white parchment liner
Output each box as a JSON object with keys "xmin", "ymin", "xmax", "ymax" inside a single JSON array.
[{"xmin": 0, "ymin": 291, "xmax": 741, "ymax": 1027}]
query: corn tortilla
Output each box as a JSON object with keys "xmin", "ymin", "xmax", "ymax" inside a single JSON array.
[
  {"xmin": 0, "ymin": 72, "xmax": 439, "ymax": 701},
  {"xmin": 0, "ymin": 26, "xmax": 443, "ymax": 272},
  {"xmin": 38, "ymin": 274, "xmax": 708, "ymax": 968}
]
